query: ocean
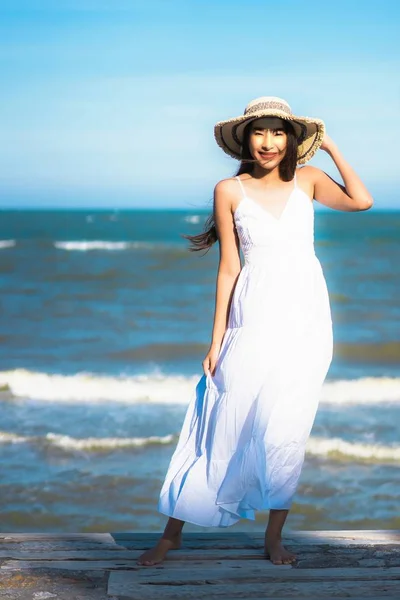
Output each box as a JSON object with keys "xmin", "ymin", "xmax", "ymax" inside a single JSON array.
[{"xmin": 0, "ymin": 207, "xmax": 399, "ymax": 533}]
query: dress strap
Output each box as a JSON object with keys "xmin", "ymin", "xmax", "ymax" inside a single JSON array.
[
  {"xmin": 235, "ymin": 176, "xmax": 246, "ymax": 198},
  {"xmin": 293, "ymin": 171, "xmax": 298, "ymax": 189}
]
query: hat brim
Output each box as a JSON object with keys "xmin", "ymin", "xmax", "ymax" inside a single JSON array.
[{"xmin": 214, "ymin": 109, "xmax": 325, "ymax": 165}]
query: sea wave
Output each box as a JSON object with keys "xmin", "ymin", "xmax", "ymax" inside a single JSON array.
[
  {"xmin": 54, "ymin": 241, "xmax": 131, "ymax": 251},
  {"xmin": 0, "ymin": 369, "xmax": 199, "ymax": 403},
  {"xmin": 306, "ymin": 436, "xmax": 400, "ymax": 462},
  {"xmin": 53, "ymin": 240, "xmax": 181, "ymax": 251},
  {"xmin": 321, "ymin": 376, "xmax": 400, "ymax": 404},
  {"xmin": 1, "ymin": 429, "xmax": 398, "ymax": 462},
  {"xmin": 0, "ymin": 239, "xmax": 16, "ymax": 249},
  {"xmin": 1, "ymin": 369, "xmax": 400, "ymax": 405},
  {"xmin": 0, "ymin": 430, "xmax": 175, "ymax": 451}
]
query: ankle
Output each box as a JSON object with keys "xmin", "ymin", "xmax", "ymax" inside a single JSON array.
[
  {"xmin": 265, "ymin": 532, "xmax": 282, "ymax": 542},
  {"xmin": 161, "ymin": 531, "xmax": 181, "ymax": 542}
]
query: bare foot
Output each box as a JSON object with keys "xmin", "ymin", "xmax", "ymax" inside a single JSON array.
[
  {"xmin": 264, "ymin": 536, "xmax": 297, "ymax": 565},
  {"xmin": 136, "ymin": 533, "xmax": 182, "ymax": 566}
]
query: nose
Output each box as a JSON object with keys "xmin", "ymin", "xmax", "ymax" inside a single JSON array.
[{"xmin": 261, "ymin": 131, "xmax": 274, "ymax": 149}]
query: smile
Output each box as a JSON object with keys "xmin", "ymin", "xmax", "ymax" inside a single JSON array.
[{"xmin": 259, "ymin": 153, "xmax": 277, "ymax": 159}]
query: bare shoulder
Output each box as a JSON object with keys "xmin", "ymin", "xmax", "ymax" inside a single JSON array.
[
  {"xmin": 214, "ymin": 177, "xmax": 239, "ymax": 196},
  {"xmin": 297, "ymin": 165, "xmax": 323, "ymax": 183},
  {"xmin": 214, "ymin": 177, "xmax": 240, "ymax": 215},
  {"xmin": 296, "ymin": 165, "xmax": 322, "ymax": 201}
]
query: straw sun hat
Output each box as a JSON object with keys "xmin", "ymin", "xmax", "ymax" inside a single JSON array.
[{"xmin": 214, "ymin": 96, "xmax": 325, "ymax": 164}]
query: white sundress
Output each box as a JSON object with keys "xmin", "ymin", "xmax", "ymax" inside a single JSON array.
[{"xmin": 158, "ymin": 169, "xmax": 333, "ymax": 527}]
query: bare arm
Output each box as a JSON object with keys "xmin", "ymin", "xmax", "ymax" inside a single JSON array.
[
  {"xmin": 210, "ymin": 180, "xmax": 242, "ymax": 345},
  {"xmin": 303, "ymin": 134, "xmax": 374, "ymax": 211},
  {"xmin": 203, "ymin": 180, "xmax": 241, "ymax": 375}
]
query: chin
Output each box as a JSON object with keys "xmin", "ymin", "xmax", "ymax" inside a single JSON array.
[{"xmin": 259, "ymin": 159, "xmax": 279, "ymax": 167}]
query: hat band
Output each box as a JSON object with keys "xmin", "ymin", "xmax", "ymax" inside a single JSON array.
[{"xmin": 245, "ymin": 100, "xmax": 292, "ymax": 116}]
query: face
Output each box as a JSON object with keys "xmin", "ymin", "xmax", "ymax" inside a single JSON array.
[{"xmin": 248, "ymin": 117, "xmax": 287, "ymax": 167}]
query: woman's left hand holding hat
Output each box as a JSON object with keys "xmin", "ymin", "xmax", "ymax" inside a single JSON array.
[{"xmin": 320, "ymin": 132, "xmax": 336, "ymax": 153}]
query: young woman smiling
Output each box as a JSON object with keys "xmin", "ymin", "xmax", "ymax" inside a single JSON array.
[{"xmin": 137, "ymin": 96, "xmax": 373, "ymax": 567}]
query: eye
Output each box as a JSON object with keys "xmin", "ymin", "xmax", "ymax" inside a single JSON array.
[{"xmin": 253, "ymin": 130, "xmax": 284, "ymax": 136}]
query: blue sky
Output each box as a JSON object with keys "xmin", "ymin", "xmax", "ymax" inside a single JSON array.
[{"xmin": 1, "ymin": 0, "xmax": 399, "ymax": 209}]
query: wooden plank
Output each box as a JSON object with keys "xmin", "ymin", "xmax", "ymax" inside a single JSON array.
[
  {"xmin": 112, "ymin": 530, "xmax": 400, "ymax": 550},
  {"xmin": 1, "ymin": 559, "xmax": 136, "ymax": 571},
  {"xmin": 112, "ymin": 529, "xmax": 400, "ymax": 543},
  {"xmin": 0, "ymin": 532, "xmax": 116, "ymax": 542},
  {"xmin": 4, "ymin": 547, "xmax": 373, "ymax": 564},
  {"xmin": 0, "ymin": 549, "xmax": 139, "ymax": 560},
  {"xmin": 132, "ymin": 551, "xmax": 369, "ymax": 566},
  {"xmin": 0, "ymin": 548, "xmax": 272, "ymax": 561},
  {"xmin": 0, "ymin": 541, "xmax": 125, "ymax": 551},
  {"xmin": 136, "ymin": 558, "xmax": 293, "ymax": 570},
  {"xmin": 116, "ymin": 539, "xmax": 398, "ymax": 551},
  {"xmin": 1, "ymin": 557, "xmax": 289, "ymax": 571},
  {"xmin": 286, "ymin": 539, "xmax": 399, "ymax": 547},
  {"xmin": 108, "ymin": 574, "xmax": 400, "ymax": 599},
  {"xmin": 137, "ymin": 547, "xmax": 322, "ymax": 562},
  {"xmin": 109, "ymin": 596, "xmax": 400, "ymax": 600},
  {"xmin": 0, "ymin": 547, "xmax": 380, "ymax": 565},
  {"xmin": 122, "ymin": 565, "xmax": 400, "ymax": 582}
]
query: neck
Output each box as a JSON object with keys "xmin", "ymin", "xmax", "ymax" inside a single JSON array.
[{"xmin": 251, "ymin": 164, "xmax": 282, "ymax": 183}]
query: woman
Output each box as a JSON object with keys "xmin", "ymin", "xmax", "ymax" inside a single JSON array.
[{"xmin": 137, "ymin": 96, "xmax": 373, "ymax": 566}]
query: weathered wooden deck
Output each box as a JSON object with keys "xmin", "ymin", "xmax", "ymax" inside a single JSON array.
[{"xmin": 0, "ymin": 530, "xmax": 399, "ymax": 599}]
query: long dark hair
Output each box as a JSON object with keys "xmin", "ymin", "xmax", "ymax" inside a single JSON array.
[{"xmin": 182, "ymin": 119, "xmax": 299, "ymax": 253}]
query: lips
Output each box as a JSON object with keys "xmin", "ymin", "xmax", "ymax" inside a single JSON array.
[{"xmin": 259, "ymin": 153, "xmax": 277, "ymax": 159}]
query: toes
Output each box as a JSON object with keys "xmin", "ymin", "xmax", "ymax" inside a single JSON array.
[{"xmin": 284, "ymin": 556, "xmax": 296, "ymax": 564}]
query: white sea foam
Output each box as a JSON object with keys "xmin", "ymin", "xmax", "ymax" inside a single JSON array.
[
  {"xmin": 45, "ymin": 432, "xmax": 175, "ymax": 450},
  {"xmin": 1, "ymin": 370, "xmax": 400, "ymax": 404},
  {"xmin": 306, "ymin": 436, "xmax": 400, "ymax": 462},
  {"xmin": 184, "ymin": 215, "xmax": 201, "ymax": 224},
  {"xmin": 0, "ymin": 429, "xmax": 398, "ymax": 462},
  {"xmin": 0, "ymin": 430, "xmax": 175, "ymax": 451},
  {"xmin": 0, "ymin": 431, "xmax": 26, "ymax": 443},
  {"xmin": 0, "ymin": 240, "xmax": 16, "ymax": 249},
  {"xmin": 0, "ymin": 370, "xmax": 399, "ymax": 405},
  {"xmin": 54, "ymin": 240, "xmax": 179, "ymax": 251},
  {"xmin": 54, "ymin": 241, "xmax": 130, "ymax": 251},
  {"xmin": 0, "ymin": 369, "xmax": 199, "ymax": 403},
  {"xmin": 320, "ymin": 377, "xmax": 400, "ymax": 405}
]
